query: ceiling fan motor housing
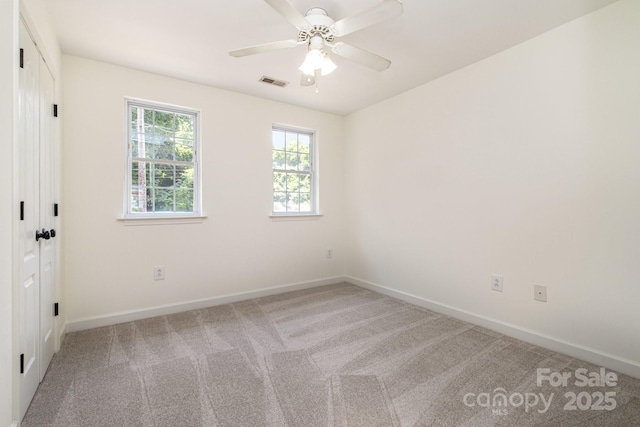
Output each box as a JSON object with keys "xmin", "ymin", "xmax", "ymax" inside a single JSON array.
[{"xmin": 298, "ymin": 8, "xmax": 336, "ymax": 43}]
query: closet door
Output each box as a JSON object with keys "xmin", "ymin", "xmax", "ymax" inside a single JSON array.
[
  {"xmin": 18, "ymin": 20, "xmax": 41, "ymax": 421},
  {"xmin": 18, "ymin": 18, "xmax": 57, "ymax": 420}
]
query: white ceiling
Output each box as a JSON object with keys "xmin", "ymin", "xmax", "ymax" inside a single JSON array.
[{"xmin": 42, "ymin": 0, "xmax": 617, "ymax": 116}]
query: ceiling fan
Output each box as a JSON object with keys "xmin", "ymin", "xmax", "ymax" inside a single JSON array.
[{"xmin": 229, "ymin": 0, "xmax": 404, "ymax": 87}]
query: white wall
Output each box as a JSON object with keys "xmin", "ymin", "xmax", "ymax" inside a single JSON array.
[
  {"xmin": 62, "ymin": 56, "xmax": 344, "ymax": 324},
  {"xmin": 345, "ymin": 0, "xmax": 640, "ymax": 372},
  {"xmin": 1, "ymin": 0, "xmax": 19, "ymax": 424}
]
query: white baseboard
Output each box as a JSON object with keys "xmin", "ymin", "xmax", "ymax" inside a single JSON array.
[
  {"xmin": 347, "ymin": 276, "xmax": 640, "ymax": 379},
  {"xmin": 64, "ymin": 276, "xmax": 346, "ymax": 333}
]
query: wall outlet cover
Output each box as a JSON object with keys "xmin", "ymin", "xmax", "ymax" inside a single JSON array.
[
  {"xmin": 491, "ymin": 274, "xmax": 503, "ymax": 292},
  {"xmin": 154, "ymin": 265, "xmax": 165, "ymax": 281}
]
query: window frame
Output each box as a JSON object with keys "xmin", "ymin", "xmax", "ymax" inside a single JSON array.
[
  {"xmin": 271, "ymin": 124, "xmax": 318, "ymax": 216},
  {"xmin": 124, "ymin": 98, "xmax": 202, "ymax": 219}
]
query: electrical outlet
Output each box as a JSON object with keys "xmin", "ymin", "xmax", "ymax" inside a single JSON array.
[
  {"xmin": 534, "ymin": 284, "xmax": 547, "ymax": 302},
  {"xmin": 154, "ymin": 265, "xmax": 165, "ymax": 281},
  {"xmin": 491, "ymin": 274, "xmax": 503, "ymax": 292},
  {"xmin": 326, "ymin": 248, "xmax": 333, "ymax": 259}
]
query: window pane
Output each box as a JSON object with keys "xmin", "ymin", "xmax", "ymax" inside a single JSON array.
[
  {"xmin": 298, "ymin": 134, "xmax": 310, "ymax": 153},
  {"xmin": 299, "ymin": 193, "xmax": 311, "ymax": 212},
  {"xmin": 130, "ymin": 189, "xmax": 147, "ymax": 213},
  {"xmin": 144, "ymin": 142, "xmax": 156, "ymax": 159},
  {"xmin": 285, "ymin": 152, "xmax": 299, "ymax": 170},
  {"xmin": 175, "ymin": 166, "xmax": 194, "ymax": 189},
  {"xmin": 132, "ymin": 161, "xmax": 151, "ymax": 186},
  {"xmin": 300, "ymin": 174, "xmax": 311, "ymax": 192},
  {"xmin": 287, "ymin": 193, "xmax": 300, "ymax": 212},
  {"xmin": 175, "ymin": 141, "xmax": 193, "ymax": 162},
  {"xmin": 153, "ymin": 163, "xmax": 175, "ymax": 188},
  {"xmin": 151, "ymin": 127, "xmax": 173, "ymax": 147},
  {"xmin": 154, "ymin": 141, "xmax": 175, "ymax": 160},
  {"xmin": 175, "ymin": 189, "xmax": 193, "ymax": 212},
  {"xmin": 144, "ymin": 109, "xmax": 154, "ymax": 128},
  {"xmin": 273, "ymin": 172, "xmax": 286, "ymax": 192},
  {"xmin": 273, "ymin": 192, "xmax": 287, "ymax": 212},
  {"xmin": 154, "ymin": 189, "xmax": 174, "ymax": 212},
  {"xmin": 175, "ymin": 113, "xmax": 194, "ymax": 138},
  {"xmin": 154, "ymin": 110, "xmax": 174, "ymax": 129},
  {"xmin": 285, "ymin": 132, "xmax": 298, "ymax": 151},
  {"xmin": 272, "ymin": 150, "xmax": 285, "ymax": 169},
  {"xmin": 131, "ymin": 129, "xmax": 140, "ymax": 142},
  {"xmin": 299, "ymin": 153, "xmax": 310, "ymax": 171},
  {"xmin": 286, "ymin": 173, "xmax": 300, "ymax": 192},
  {"xmin": 273, "ymin": 130, "xmax": 285, "ymax": 150}
]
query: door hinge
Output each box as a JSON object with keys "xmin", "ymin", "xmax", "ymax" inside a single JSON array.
[
  {"xmin": 53, "ymin": 104, "xmax": 58, "ymax": 117},
  {"xmin": 20, "ymin": 201, "xmax": 24, "ymax": 221},
  {"xmin": 54, "ymin": 203, "xmax": 58, "ymax": 217},
  {"xmin": 20, "ymin": 48, "xmax": 24, "ymax": 68},
  {"xmin": 54, "ymin": 302, "xmax": 59, "ymax": 317},
  {"xmin": 20, "ymin": 354, "xmax": 24, "ymax": 374}
]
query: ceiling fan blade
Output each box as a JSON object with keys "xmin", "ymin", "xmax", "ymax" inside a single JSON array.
[
  {"xmin": 332, "ymin": 0, "xmax": 403, "ymax": 37},
  {"xmin": 229, "ymin": 39, "xmax": 299, "ymax": 57},
  {"xmin": 331, "ymin": 42, "xmax": 391, "ymax": 71},
  {"xmin": 264, "ymin": 0, "xmax": 310, "ymax": 30}
]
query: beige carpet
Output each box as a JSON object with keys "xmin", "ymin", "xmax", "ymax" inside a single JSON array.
[{"xmin": 22, "ymin": 283, "xmax": 640, "ymax": 426}]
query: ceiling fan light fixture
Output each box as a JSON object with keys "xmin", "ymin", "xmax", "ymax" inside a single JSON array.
[
  {"xmin": 299, "ymin": 49, "xmax": 337, "ymax": 76},
  {"xmin": 298, "ymin": 48, "xmax": 324, "ymax": 75},
  {"xmin": 320, "ymin": 53, "xmax": 337, "ymax": 76}
]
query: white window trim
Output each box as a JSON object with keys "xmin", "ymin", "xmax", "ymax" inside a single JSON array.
[
  {"xmin": 271, "ymin": 124, "xmax": 319, "ymax": 216},
  {"xmin": 118, "ymin": 215, "xmax": 208, "ymax": 226},
  {"xmin": 269, "ymin": 213, "xmax": 323, "ymax": 222},
  {"xmin": 123, "ymin": 98, "xmax": 202, "ymax": 219}
]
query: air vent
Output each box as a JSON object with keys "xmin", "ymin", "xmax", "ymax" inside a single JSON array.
[{"xmin": 259, "ymin": 76, "xmax": 289, "ymax": 88}]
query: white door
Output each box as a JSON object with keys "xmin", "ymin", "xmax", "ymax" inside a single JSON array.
[
  {"xmin": 18, "ymin": 20, "xmax": 41, "ymax": 421},
  {"xmin": 18, "ymin": 20, "xmax": 57, "ymax": 420},
  {"xmin": 39, "ymin": 56, "xmax": 56, "ymax": 380}
]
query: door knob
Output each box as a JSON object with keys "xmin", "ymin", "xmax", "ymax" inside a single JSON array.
[{"xmin": 35, "ymin": 228, "xmax": 50, "ymax": 241}]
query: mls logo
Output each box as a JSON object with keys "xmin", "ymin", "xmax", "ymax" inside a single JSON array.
[{"xmin": 492, "ymin": 408, "xmax": 508, "ymax": 416}]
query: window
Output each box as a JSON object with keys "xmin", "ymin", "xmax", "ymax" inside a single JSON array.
[
  {"xmin": 126, "ymin": 99, "xmax": 200, "ymax": 217},
  {"xmin": 272, "ymin": 126, "xmax": 316, "ymax": 214}
]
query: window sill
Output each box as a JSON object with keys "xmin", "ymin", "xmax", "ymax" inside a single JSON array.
[
  {"xmin": 118, "ymin": 215, "xmax": 208, "ymax": 226},
  {"xmin": 269, "ymin": 213, "xmax": 323, "ymax": 222}
]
